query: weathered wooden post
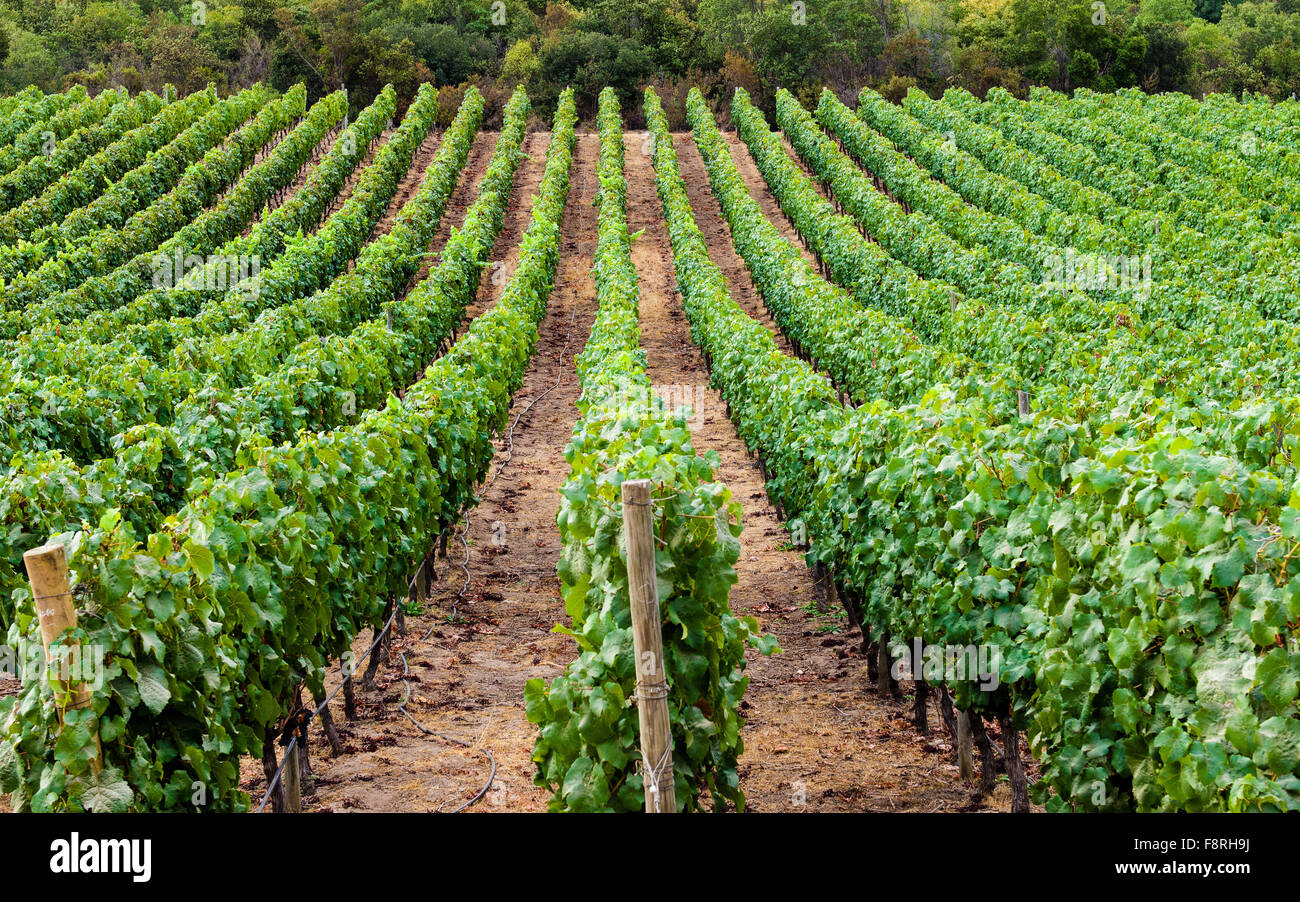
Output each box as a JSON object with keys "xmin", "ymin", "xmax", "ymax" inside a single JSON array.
[
  {"xmin": 621, "ymin": 479, "xmax": 676, "ymax": 813},
  {"xmin": 283, "ymin": 739, "xmax": 302, "ymax": 813},
  {"xmin": 23, "ymin": 542, "xmax": 102, "ymax": 775}
]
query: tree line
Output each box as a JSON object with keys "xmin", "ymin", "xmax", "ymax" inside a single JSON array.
[{"xmin": 1, "ymin": 0, "xmax": 1298, "ymax": 125}]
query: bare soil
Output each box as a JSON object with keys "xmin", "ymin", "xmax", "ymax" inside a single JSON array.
[
  {"xmin": 321, "ymin": 126, "xmax": 393, "ymax": 219},
  {"xmin": 419, "ymin": 131, "xmax": 501, "ymax": 283},
  {"xmin": 249, "ymin": 127, "xmax": 1024, "ymax": 814},
  {"xmin": 0, "ymin": 119, "xmax": 1032, "ymax": 817},
  {"xmin": 238, "ymin": 120, "xmax": 345, "ymax": 237},
  {"xmin": 630, "ymin": 133, "xmax": 1016, "ymax": 812},
  {"xmin": 240, "ymin": 131, "xmax": 598, "ymax": 813},
  {"xmin": 371, "ymin": 128, "xmax": 449, "ymax": 240}
]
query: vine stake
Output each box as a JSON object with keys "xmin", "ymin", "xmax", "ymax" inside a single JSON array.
[
  {"xmin": 622, "ymin": 479, "xmax": 676, "ymax": 813},
  {"xmin": 24, "ymin": 542, "xmax": 102, "ymax": 776}
]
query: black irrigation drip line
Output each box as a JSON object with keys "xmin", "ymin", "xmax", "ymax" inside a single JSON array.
[
  {"xmin": 396, "ymin": 650, "xmax": 496, "ymax": 813},
  {"xmin": 431, "ymin": 531, "xmax": 472, "ymax": 631}
]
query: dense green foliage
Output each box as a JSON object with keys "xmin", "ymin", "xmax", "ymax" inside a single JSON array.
[
  {"xmin": 680, "ymin": 85, "xmax": 1300, "ymax": 811},
  {"xmin": 0, "ymin": 86, "xmax": 428, "ymax": 466},
  {"xmin": 0, "ymin": 84, "xmax": 486, "ymax": 631},
  {"xmin": 0, "ymin": 84, "xmax": 304, "ymax": 317},
  {"xmin": 755, "ymin": 87, "xmax": 1300, "ymax": 476},
  {"xmin": 0, "ymin": 87, "xmax": 202, "ymax": 248},
  {"xmin": 3, "ymin": 1, "xmax": 1300, "ymax": 122},
  {"xmin": 0, "ymin": 86, "xmax": 576, "ymax": 812},
  {"xmin": 527, "ymin": 87, "xmax": 774, "ymax": 812},
  {"xmin": 0, "ymin": 5, "xmax": 1296, "ymax": 812}
]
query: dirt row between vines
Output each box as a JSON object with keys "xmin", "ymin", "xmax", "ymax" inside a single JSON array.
[
  {"xmin": 321, "ymin": 125, "xmax": 394, "ymax": 220},
  {"xmin": 229, "ymin": 125, "xmax": 518, "ymax": 808},
  {"xmin": 236, "ymin": 118, "xmax": 343, "ymax": 238},
  {"xmin": 246, "ymin": 130, "xmax": 591, "ymax": 813},
  {"xmin": 217, "ymin": 112, "xmax": 308, "ymax": 228},
  {"xmin": 261, "ymin": 124, "xmax": 1015, "ymax": 814},
  {"xmin": 723, "ymin": 125, "xmax": 1042, "ymax": 807},
  {"xmin": 371, "ymin": 126, "xmax": 454, "ymax": 239},
  {"xmin": 412, "ymin": 130, "xmax": 501, "ymax": 288},
  {"xmin": 641, "ymin": 133, "xmax": 1008, "ymax": 812}
]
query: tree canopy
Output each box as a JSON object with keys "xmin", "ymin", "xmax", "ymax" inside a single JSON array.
[{"xmin": 3, "ymin": 0, "xmax": 1299, "ymax": 120}]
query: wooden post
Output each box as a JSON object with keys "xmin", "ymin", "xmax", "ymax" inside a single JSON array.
[
  {"xmin": 956, "ymin": 711, "xmax": 974, "ymax": 780},
  {"xmin": 621, "ymin": 479, "xmax": 676, "ymax": 814},
  {"xmin": 298, "ymin": 731, "xmax": 313, "ymax": 793},
  {"xmin": 23, "ymin": 543, "xmax": 102, "ymax": 775},
  {"xmin": 283, "ymin": 740, "xmax": 302, "ymax": 813},
  {"xmin": 1017, "ymin": 390, "xmax": 1030, "ymax": 417}
]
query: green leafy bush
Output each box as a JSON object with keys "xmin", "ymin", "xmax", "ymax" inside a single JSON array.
[{"xmin": 527, "ymin": 87, "xmax": 775, "ymax": 813}]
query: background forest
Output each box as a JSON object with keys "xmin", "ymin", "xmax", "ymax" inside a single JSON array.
[{"xmin": 2, "ymin": 0, "xmax": 1299, "ymax": 123}]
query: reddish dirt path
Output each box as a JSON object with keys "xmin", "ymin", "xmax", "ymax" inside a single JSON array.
[
  {"xmin": 215, "ymin": 109, "xmax": 307, "ymax": 210},
  {"xmin": 724, "ymin": 131, "xmax": 826, "ymax": 273},
  {"xmin": 640, "ymin": 132, "xmax": 1014, "ymax": 812},
  {"xmin": 412, "ymin": 130, "xmax": 500, "ymax": 286},
  {"xmin": 774, "ymin": 129, "xmax": 890, "ymax": 244},
  {"xmin": 238, "ymin": 120, "xmax": 347, "ymax": 236},
  {"xmin": 460, "ymin": 130, "xmax": 544, "ymax": 322},
  {"xmin": 673, "ymin": 133, "xmax": 797, "ymax": 357},
  {"xmin": 321, "ymin": 126, "xmax": 395, "ymax": 219},
  {"xmin": 234, "ymin": 126, "xmax": 1018, "ymax": 815},
  {"xmin": 371, "ymin": 128, "xmax": 448, "ymax": 239},
  {"xmin": 251, "ymin": 132, "xmax": 600, "ymax": 813},
  {"xmin": 725, "ymin": 124, "xmax": 1037, "ymax": 807}
]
